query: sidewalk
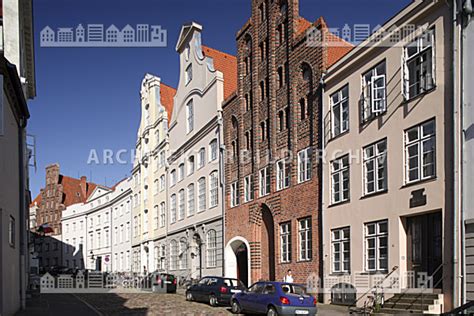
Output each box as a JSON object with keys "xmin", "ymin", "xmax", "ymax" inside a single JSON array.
[{"xmin": 15, "ymin": 291, "xmax": 101, "ymax": 316}]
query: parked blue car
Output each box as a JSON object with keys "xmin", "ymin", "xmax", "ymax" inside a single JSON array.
[{"xmin": 230, "ymin": 281, "xmax": 317, "ymax": 315}]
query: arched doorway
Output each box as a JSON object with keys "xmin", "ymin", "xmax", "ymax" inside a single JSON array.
[
  {"xmin": 261, "ymin": 204, "xmax": 275, "ymax": 281},
  {"xmin": 225, "ymin": 237, "xmax": 251, "ymax": 287}
]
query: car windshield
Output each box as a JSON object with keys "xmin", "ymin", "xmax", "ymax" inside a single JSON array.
[
  {"xmin": 280, "ymin": 284, "xmax": 307, "ymax": 295},
  {"xmin": 223, "ymin": 279, "xmax": 244, "ymax": 287}
]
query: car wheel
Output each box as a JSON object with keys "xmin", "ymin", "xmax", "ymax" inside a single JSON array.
[
  {"xmin": 231, "ymin": 300, "xmax": 242, "ymax": 314},
  {"xmin": 267, "ymin": 306, "xmax": 278, "ymax": 316},
  {"xmin": 185, "ymin": 291, "xmax": 193, "ymax": 301},
  {"xmin": 209, "ymin": 294, "xmax": 218, "ymax": 307}
]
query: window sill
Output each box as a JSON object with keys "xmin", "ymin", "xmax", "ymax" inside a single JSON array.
[
  {"xmin": 329, "ymin": 272, "xmax": 351, "ymax": 276},
  {"xmin": 360, "ymin": 189, "xmax": 388, "ymax": 200},
  {"xmin": 401, "ymin": 176, "xmax": 437, "ymax": 189},
  {"xmin": 404, "ymin": 86, "xmax": 436, "ymax": 103},
  {"xmin": 328, "ymin": 199, "xmax": 351, "ymax": 208},
  {"xmin": 297, "ymin": 259, "xmax": 312, "ymax": 263},
  {"xmin": 359, "ymin": 270, "xmax": 389, "ymax": 275}
]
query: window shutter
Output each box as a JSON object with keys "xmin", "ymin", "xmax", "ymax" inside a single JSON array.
[
  {"xmin": 371, "ymin": 74, "xmax": 386, "ymax": 113},
  {"xmin": 324, "ymin": 110, "xmax": 332, "ymax": 145},
  {"xmin": 361, "ymin": 76, "xmax": 369, "ymax": 121},
  {"xmin": 401, "ymin": 48, "xmax": 409, "ymax": 100}
]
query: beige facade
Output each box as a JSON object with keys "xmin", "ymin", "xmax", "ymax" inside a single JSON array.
[
  {"xmin": 322, "ymin": 0, "xmax": 455, "ymax": 311},
  {"xmin": 131, "ymin": 74, "xmax": 175, "ymax": 274}
]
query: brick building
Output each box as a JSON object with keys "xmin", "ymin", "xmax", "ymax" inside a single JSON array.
[
  {"xmin": 32, "ymin": 163, "xmax": 99, "ymax": 236},
  {"xmin": 222, "ymin": 0, "xmax": 351, "ymax": 286}
]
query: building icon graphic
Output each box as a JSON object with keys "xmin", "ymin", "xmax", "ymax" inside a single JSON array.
[
  {"xmin": 76, "ymin": 24, "xmax": 85, "ymax": 42},
  {"xmin": 40, "ymin": 23, "xmax": 167, "ymax": 47},
  {"xmin": 87, "ymin": 24, "xmax": 104, "ymax": 42},
  {"xmin": 40, "ymin": 26, "xmax": 55, "ymax": 44},
  {"xmin": 57, "ymin": 28, "xmax": 73, "ymax": 42}
]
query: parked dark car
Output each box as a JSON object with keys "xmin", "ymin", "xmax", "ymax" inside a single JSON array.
[
  {"xmin": 185, "ymin": 276, "xmax": 246, "ymax": 306},
  {"xmin": 230, "ymin": 281, "xmax": 317, "ymax": 316},
  {"xmin": 152, "ymin": 273, "xmax": 177, "ymax": 293}
]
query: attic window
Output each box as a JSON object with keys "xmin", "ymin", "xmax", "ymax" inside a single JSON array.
[
  {"xmin": 184, "ymin": 43, "xmax": 190, "ymax": 61},
  {"xmin": 185, "ymin": 64, "xmax": 193, "ymax": 85}
]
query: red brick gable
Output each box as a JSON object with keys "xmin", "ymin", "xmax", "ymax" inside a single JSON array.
[{"xmin": 160, "ymin": 83, "xmax": 176, "ymax": 123}]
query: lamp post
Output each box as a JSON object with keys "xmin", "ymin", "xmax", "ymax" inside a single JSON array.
[{"xmin": 90, "ymin": 251, "xmax": 95, "ymax": 270}]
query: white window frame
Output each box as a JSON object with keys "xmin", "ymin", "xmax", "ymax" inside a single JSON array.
[
  {"xmin": 230, "ymin": 181, "xmax": 239, "ymax": 207},
  {"xmin": 170, "ymin": 194, "xmax": 177, "ymax": 224},
  {"xmin": 187, "ymin": 156, "xmax": 195, "ymax": 175},
  {"xmin": 209, "ymin": 139, "xmax": 218, "ymax": 162},
  {"xmin": 170, "ymin": 170, "xmax": 176, "ymax": 187},
  {"xmin": 362, "ymin": 62, "xmax": 387, "ymax": 122},
  {"xmin": 178, "ymin": 163, "xmax": 185, "ymax": 182},
  {"xmin": 331, "ymin": 227, "xmax": 350, "ymax": 273},
  {"xmin": 276, "ymin": 159, "xmax": 290, "ymax": 191},
  {"xmin": 178, "ymin": 189, "xmax": 185, "ymax": 221},
  {"xmin": 187, "ymin": 184, "xmax": 195, "ymax": 216},
  {"xmin": 259, "ymin": 167, "xmax": 270, "ymax": 197},
  {"xmin": 363, "ymin": 139, "xmax": 387, "ymax": 195},
  {"xmin": 209, "ymin": 171, "xmax": 218, "ymax": 208},
  {"xmin": 405, "ymin": 120, "xmax": 436, "ymax": 184},
  {"xmin": 298, "ymin": 217, "xmax": 312, "ymax": 261},
  {"xmin": 297, "ymin": 148, "xmax": 312, "ymax": 183},
  {"xmin": 402, "ymin": 29, "xmax": 435, "ymax": 100},
  {"xmin": 159, "ymin": 202, "xmax": 166, "ymax": 228},
  {"xmin": 244, "ymin": 175, "xmax": 254, "ymax": 202},
  {"xmin": 330, "ymin": 85, "xmax": 349, "ymax": 137},
  {"xmin": 198, "ymin": 148, "xmax": 206, "ymax": 168},
  {"xmin": 364, "ymin": 220, "xmax": 388, "ymax": 272},
  {"xmin": 331, "ymin": 155, "xmax": 350, "ymax": 204},
  {"xmin": 186, "ymin": 99, "xmax": 194, "ymax": 133},
  {"xmin": 185, "ymin": 64, "xmax": 193, "ymax": 86},
  {"xmin": 170, "ymin": 240, "xmax": 178, "ymax": 270},
  {"xmin": 206, "ymin": 230, "xmax": 217, "ymax": 268},
  {"xmin": 159, "ymin": 175, "xmax": 165, "ymax": 192},
  {"xmin": 280, "ymin": 222, "xmax": 291, "ymax": 263},
  {"xmin": 198, "ymin": 177, "xmax": 206, "ymax": 211}
]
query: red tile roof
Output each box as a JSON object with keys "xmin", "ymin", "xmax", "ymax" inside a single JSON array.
[
  {"xmin": 29, "ymin": 175, "xmax": 100, "ymax": 207},
  {"xmin": 160, "ymin": 83, "xmax": 176, "ymax": 123},
  {"xmin": 202, "ymin": 45, "xmax": 238, "ymax": 100},
  {"xmin": 295, "ymin": 17, "xmax": 312, "ymax": 37},
  {"xmin": 326, "ymin": 32, "xmax": 354, "ymax": 68}
]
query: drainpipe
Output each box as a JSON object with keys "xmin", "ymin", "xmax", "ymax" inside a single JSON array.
[
  {"xmin": 452, "ymin": 0, "xmax": 461, "ymax": 308},
  {"xmin": 217, "ymin": 110, "xmax": 225, "ymax": 277},
  {"xmin": 319, "ymin": 72, "xmax": 326, "ymax": 303},
  {"xmin": 18, "ymin": 117, "xmax": 27, "ymax": 310}
]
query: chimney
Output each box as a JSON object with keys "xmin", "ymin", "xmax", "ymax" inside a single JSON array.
[{"xmin": 80, "ymin": 176, "xmax": 87, "ymax": 199}]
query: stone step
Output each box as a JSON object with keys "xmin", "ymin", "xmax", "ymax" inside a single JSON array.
[
  {"xmin": 384, "ymin": 297, "xmax": 436, "ymax": 305},
  {"xmin": 377, "ymin": 308, "xmax": 424, "ymax": 314},
  {"xmin": 383, "ymin": 303, "xmax": 430, "ymax": 311},
  {"xmin": 387, "ymin": 293, "xmax": 439, "ymax": 301}
]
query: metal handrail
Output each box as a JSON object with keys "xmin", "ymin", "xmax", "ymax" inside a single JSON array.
[{"xmin": 348, "ymin": 265, "xmax": 399, "ymax": 312}]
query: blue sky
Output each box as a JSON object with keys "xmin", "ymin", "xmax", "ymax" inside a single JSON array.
[{"xmin": 28, "ymin": 0, "xmax": 411, "ymax": 197}]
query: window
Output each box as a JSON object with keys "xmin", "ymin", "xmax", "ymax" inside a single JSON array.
[
  {"xmin": 170, "ymin": 194, "xmax": 177, "ymax": 223},
  {"xmin": 230, "ymin": 182, "xmax": 239, "ymax": 207},
  {"xmin": 244, "ymin": 175, "xmax": 254, "ymax": 202},
  {"xmin": 159, "ymin": 175, "xmax": 165, "ymax": 192},
  {"xmin": 159, "ymin": 245, "xmax": 166, "ymax": 270},
  {"xmin": 209, "ymin": 139, "xmax": 218, "ymax": 162},
  {"xmin": 259, "ymin": 81, "xmax": 265, "ymax": 101},
  {"xmin": 159, "ymin": 151, "xmax": 166, "ymax": 168},
  {"xmin": 170, "ymin": 240, "xmax": 178, "ymax": 270},
  {"xmin": 298, "ymin": 148, "xmax": 312, "ymax": 183},
  {"xmin": 278, "ymin": 110, "xmax": 284, "ymax": 131},
  {"xmin": 276, "ymin": 159, "xmax": 290, "ymax": 190},
  {"xmin": 300, "ymin": 98, "xmax": 306, "ymax": 120},
  {"xmin": 153, "ymin": 206, "xmax": 159, "ymax": 229},
  {"xmin": 280, "ymin": 222, "xmax": 291, "ymax": 263},
  {"xmin": 170, "ymin": 169, "xmax": 176, "ymax": 187},
  {"xmin": 330, "ymin": 85, "xmax": 349, "ymax": 137},
  {"xmin": 179, "ymin": 239, "xmax": 188, "ymax": 270},
  {"xmin": 187, "ymin": 156, "xmax": 195, "ymax": 175},
  {"xmin": 178, "ymin": 163, "xmax": 185, "ymax": 182},
  {"xmin": 187, "ymin": 184, "xmax": 195, "ymax": 216},
  {"xmin": 8, "ymin": 216, "xmax": 15, "ymax": 247},
  {"xmin": 331, "ymin": 155, "xmax": 350, "ymax": 204},
  {"xmin": 206, "ymin": 230, "xmax": 217, "ymax": 268},
  {"xmin": 245, "ymin": 131, "xmax": 252, "ymax": 150},
  {"xmin": 186, "ymin": 100, "xmax": 194, "ymax": 133},
  {"xmin": 259, "ymin": 167, "xmax": 270, "ymax": 197},
  {"xmin": 159, "ymin": 202, "xmax": 166, "ymax": 228},
  {"xmin": 178, "ymin": 189, "xmax": 185, "ymax": 220},
  {"xmin": 198, "ymin": 148, "xmax": 206, "ymax": 168},
  {"xmin": 260, "ymin": 121, "xmax": 266, "ymax": 141},
  {"xmin": 405, "ymin": 120, "xmax": 436, "ymax": 183},
  {"xmin": 185, "ymin": 64, "xmax": 193, "ymax": 85},
  {"xmin": 277, "ymin": 67, "xmax": 283, "ymax": 88},
  {"xmin": 154, "ymin": 179, "xmax": 159, "ymax": 195},
  {"xmin": 299, "ymin": 218, "xmax": 312, "ymax": 261},
  {"xmin": 403, "ymin": 29, "xmax": 435, "ymax": 100},
  {"xmin": 362, "ymin": 62, "xmax": 387, "ymax": 122},
  {"xmin": 365, "ymin": 220, "xmax": 388, "ymax": 271},
  {"xmin": 198, "ymin": 177, "xmax": 206, "ymax": 211},
  {"xmin": 332, "ymin": 227, "xmax": 350, "ymax": 273},
  {"xmin": 209, "ymin": 171, "xmax": 218, "ymax": 207},
  {"xmin": 363, "ymin": 139, "xmax": 387, "ymax": 195}
]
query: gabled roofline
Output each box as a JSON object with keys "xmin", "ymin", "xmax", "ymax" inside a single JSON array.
[{"xmin": 176, "ymin": 22, "xmax": 203, "ymax": 52}]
